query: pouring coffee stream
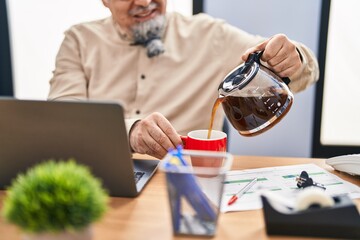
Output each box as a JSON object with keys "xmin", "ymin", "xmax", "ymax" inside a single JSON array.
[
  {"xmin": 207, "ymin": 97, "xmax": 224, "ymax": 139},
  {"xmin": 207, "ymin": 51, "xmax": 294, "ymax": 139}
]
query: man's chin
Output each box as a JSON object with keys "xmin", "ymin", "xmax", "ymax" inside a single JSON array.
[
  {"xmin": 131, "ymin": 14, "xmax": 166, "ymax": 58},
  {"xmin": 131, "ymin": 14, "xmax": 165, "ymax": 34}
]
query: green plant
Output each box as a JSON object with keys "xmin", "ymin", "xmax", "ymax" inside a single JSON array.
[{"xmin": 2, "ymin": 159, "xmax": 108, "ymax": 233}]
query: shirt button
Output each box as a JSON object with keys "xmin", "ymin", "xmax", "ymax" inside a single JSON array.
[
  {"xmin": 136, "ymin": 110, "xmax": 141, "ymax": 114},
  {"xmin": 141, "ymin": 74, "xmax": 146, "ymax": 80}
]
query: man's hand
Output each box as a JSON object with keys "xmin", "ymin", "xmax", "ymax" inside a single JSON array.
[
  {"xmin": 129, "ymin": 112, "xmax": 182, "ymax": 159},
  {"xmin": 242, "ymin": 34, "xmax": 302, "ymax": 78}
]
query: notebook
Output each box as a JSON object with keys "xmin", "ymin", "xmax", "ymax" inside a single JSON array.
[{"xmin": 0, "ymin": 98, "xmax": 160, "ymax": 197}]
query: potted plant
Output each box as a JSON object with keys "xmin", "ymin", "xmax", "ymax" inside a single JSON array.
[{"xmin": 2, "ymin": 159, "xmax": 108, "ymax": 240}]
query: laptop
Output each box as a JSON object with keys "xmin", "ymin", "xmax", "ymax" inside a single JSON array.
[{"xmin": 0, "ymin": 98, "xmax": 160, "ymax": 197}]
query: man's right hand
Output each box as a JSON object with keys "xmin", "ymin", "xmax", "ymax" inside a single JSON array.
[{"xmin": 129, "ymin": 112, "xmax": 182, "ymax": 159}]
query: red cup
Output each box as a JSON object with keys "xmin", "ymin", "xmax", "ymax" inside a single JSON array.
[
  {"xmin": 181, "ymin": 130, "xmax": 227, "ymax": 152},
  {"xmin": 181, "ymin": 130, "xmax": 227, "ymax": 168}
]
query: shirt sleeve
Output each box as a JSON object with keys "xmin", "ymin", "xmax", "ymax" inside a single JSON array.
[
  {"xmin": 48, "ymin": 28, "xmax": 88, "ymax": 101},
  {"xmin": 288, "ymin": 42, "xmax": 320, "ymax": 93},
  {"xmin": 125, "ymin": 118, "xmax": 140, "ymax": 136}
]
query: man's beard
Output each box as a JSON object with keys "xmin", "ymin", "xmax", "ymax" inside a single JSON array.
[{"xmin": 131, "ymin": 15, "xmax": 166, "ymax": 58}]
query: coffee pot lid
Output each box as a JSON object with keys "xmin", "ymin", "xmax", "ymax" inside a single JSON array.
[{"xmin": 218, "ymin": 52, "xmax": 260, "ymax": 95}]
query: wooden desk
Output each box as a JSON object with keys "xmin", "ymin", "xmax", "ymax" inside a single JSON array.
[{"xmin": 1, "ymin": 155, "xmax": 359, "ymax": 240}]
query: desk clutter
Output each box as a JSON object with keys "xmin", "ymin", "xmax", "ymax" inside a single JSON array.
[
  {"xmin": 222, "ymin": 164, "xmax": 360, "ymax": 239},
  {"xmin": 1, "ymin": 154, "xmax": 360, "ymax": 239},
  {"xmin": 260, "ymin": 169, "xmax": 360, "ymax": 239},
  {"xmin": 222, "ymin": 163, "xmax": 360, "ymax": 212},
  {"xmin": 160, "ymin": 147, "xmax": 233, "ymax": 237},
  {"xmin": 159, "ymin": 149, "xmax": 360, "ymax": 238},
  {"xmin": 261, "ymin": 189, "xmax": 360, "ymax": 239}
]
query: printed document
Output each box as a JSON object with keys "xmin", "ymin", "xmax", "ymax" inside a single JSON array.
[{"xmin": 221, "ymin": 164, "xmax": 360, "ymax": 212}]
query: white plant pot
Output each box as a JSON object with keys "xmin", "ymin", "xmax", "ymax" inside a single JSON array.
[{"xmin": 23, "ymin": 226, "xmax": 92, "ymax": 240}]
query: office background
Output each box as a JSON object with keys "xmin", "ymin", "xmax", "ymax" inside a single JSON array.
[
  {"xmin": 205, "ymin": 0, "xmax": 322, "ymax": 157},
  {"xmin": 312, "ymin": 0, "xmax": 360, "ymax": 157},
  {"xmin": 0, "ymin": 0, "xmax": 321, "ymax": 158},
  {"xmin": 2, "ymin": 0, "xmax": 357, "ymax": 158},
  {"xmin": 0, "ymin": 0, "xmax": 13, "ymax": 96}
]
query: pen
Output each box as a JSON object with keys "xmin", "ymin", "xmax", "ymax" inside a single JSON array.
[{"xmin": 227, "ymin": 177, "xmax": 257, "ymax": 206}]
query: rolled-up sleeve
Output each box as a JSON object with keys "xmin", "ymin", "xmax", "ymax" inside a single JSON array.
[{"xmin": 288, "ymin": 42, "xmax": 320, "ymax": 93}]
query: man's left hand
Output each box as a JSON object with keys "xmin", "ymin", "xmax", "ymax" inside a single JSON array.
[{"xmin": 242, "ymin": 34, "xmax": 302, "ymax": 78}]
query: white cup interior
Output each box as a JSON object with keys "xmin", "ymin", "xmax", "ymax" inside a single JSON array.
[{"xmin": 188, "ymin": 130, "xmax": 226, "ymax": 140}]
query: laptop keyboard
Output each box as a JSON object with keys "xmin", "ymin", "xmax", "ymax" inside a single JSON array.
[{"xmin": 134, "ymin": 171, "xmax": 145, "ymax": 184}]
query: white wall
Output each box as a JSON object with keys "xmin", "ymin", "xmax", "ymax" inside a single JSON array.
[
  {"xmin": 7, "ymin": 0, "xmax": 192, "ymax": 100},
  {"xmin": 7, "ymin": 0, "xmax": 109, "ymax": 100},
  {"xmin": 205, "ymin": 0, "xmax": 322, "ymax": 157}
]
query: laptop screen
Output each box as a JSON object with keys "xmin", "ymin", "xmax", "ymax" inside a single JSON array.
[{"xmin": 0, "ymin": 99, "xmax": 158, "ymax": 197}]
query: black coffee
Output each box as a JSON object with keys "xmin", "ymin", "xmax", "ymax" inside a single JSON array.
[
  {"xmin": 221, "ymin": 92, "xmax": 293, "ymax": 136},
  {"xmin": 207, "ymin": 97, "xmax": 224, "ymax": 139}
]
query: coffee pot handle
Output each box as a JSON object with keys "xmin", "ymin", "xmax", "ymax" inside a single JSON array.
[{"xmin": 247, "ymin": 51, "xmax": 291, "ymax": 86}]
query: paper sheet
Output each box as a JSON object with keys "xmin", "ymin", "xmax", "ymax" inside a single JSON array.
[{"xmin": 221, "ymin": 164, "xmax": 360, "ymax": 212}]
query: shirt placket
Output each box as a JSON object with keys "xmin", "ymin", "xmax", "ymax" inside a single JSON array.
[{"xmin": 133, "ymin": 49, "xmax": 151, "ymax": 118}]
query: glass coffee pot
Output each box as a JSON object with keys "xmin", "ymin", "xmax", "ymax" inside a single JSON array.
[{"xmin": 218, "ymin": 51, "xmax": 294, "ymax": 136}]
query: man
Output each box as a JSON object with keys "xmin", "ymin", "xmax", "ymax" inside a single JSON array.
[{"xmin": 48, "ymin": 0, "xmax": 319, "ymax": 159}]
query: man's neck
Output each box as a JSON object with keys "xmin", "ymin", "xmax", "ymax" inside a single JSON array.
[{"xmin": 112, "ymin": 18, "xmax": 133, "ymax": 42}]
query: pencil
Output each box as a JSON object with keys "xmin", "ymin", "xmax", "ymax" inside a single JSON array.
[{"xmin": 227, "ymin": 177, "xmax": 258, "ymax": 206}]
